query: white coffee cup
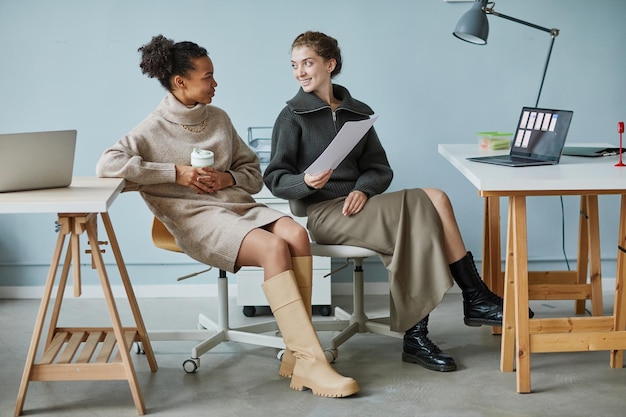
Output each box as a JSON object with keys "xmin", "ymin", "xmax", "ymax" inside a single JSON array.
[{"xmin": 191, "ymin": 148, "xmax": 214, "ymax": 167}]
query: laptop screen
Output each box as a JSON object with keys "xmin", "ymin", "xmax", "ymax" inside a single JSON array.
[{"xmin": 510, "ymin": 107, "xmax": 574, "ymax": 161}]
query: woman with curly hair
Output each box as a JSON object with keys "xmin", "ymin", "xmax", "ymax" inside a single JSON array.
[{"xmin": 96, "ymin": 34, "xmax": 358, "ymax": 398}]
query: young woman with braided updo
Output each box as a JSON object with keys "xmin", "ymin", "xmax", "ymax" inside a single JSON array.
[{"xmin": 264, "ymin": 31, "xmax": 533, "ymax": 373}]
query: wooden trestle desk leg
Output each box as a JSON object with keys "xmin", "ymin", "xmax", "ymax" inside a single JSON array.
[
  {"xmin": 500, "ymin": 197, "xmax": 516, "ymax": 374},
  {"xmin": 532, "ymin": 195, "xmax": 602, "ymax": 315},
  {"xmin": 497, "ymin": 196, "xmax": 533, "ymax": 391},
  {"xmin": 100, "ymin": 212, "xmax": 157, "ymax": 374},
  {"xmin": 611, "ymin": 194, "xmax": 626, "ymax": 368},
  {"xmin": 497, "ymin": 194, "xmax": 608, "ymax": 393},
  {"xmin": 498, "ymin": 194, "xmax": 602, "ymax": 361},
  {"xmin": 14, "ymin": 213, "xmax": 157, "ymax": 416},
  {"xmin": 574, "ymin": 195, "xmax": 604, "ymax": 316},
  {"xmin": 510, "ymin": 196, "xmax": 532, "ymax": 393},
  {"xmin": 576, "ymin": 197, "xmax": 591, "ymax": 314}
]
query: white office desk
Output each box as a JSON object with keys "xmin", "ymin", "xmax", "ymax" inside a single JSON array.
[
  {"xmin": 438, "ymin": 144, "xmax": 626, "ymax": 193},
  {"xmin": 2, "ymin": 177, "xmax": 157, "ymax": 416},
  {"xmin": 0, "ymin": 177, "xmax": 125, "ymax": 214},
  {"xmin": 439, "ymin": 144, "xmax": 626, "ymax": 393}
]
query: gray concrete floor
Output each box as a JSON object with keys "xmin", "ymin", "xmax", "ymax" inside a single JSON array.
[{"xmin": 1, "ymin": 293, "xmax": 625, "ymax": 417}]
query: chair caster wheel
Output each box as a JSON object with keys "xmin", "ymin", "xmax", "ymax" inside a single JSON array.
[
  {"xmin": 183, "ymin": 358, "xmax": 199, "ymax": 373},
  {"xmin": 243, "ymin": 306, "xmax": 256, "ymax": 317},
  {"xmin": 318, "ymin": 305, "xmax": 332, "ymax": 316},
  {"xmin": 323, "ymin": 349, "xmax": 338, "ymax": 363},
  {"xmin": 277, "ymin": 349, "xmax": 285, "ymax": 361}
]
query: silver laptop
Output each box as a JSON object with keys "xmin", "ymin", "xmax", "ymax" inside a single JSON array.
[
  {"xmin": 0, "ymin": 130, "xmax": 76, "ymax": 192},
  {"xmin": 467, "ymin": 107, "xmax": 574, "ymax": 167}
]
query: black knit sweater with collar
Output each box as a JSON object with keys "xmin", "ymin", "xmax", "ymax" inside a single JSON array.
[{"xmin": 263, "ymin": 84, "xmax": 393, "ymax": 209}]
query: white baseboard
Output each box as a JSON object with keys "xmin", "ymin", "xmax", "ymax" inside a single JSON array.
[
  {"xmin": 0, "ymin": 284, "xmax": 224, "ymax": 299},
  {"xmin": 0, "ymin": 278, "xmax": 617, "ymax": 299}
]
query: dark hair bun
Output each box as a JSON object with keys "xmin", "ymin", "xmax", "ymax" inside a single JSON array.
[
  {"xmin": 138, "ymin": 34, "xmax": 175, "ymax": 80},
  {"xmin": 137, "ymin": 35, "xmax": 208, "ymax": 91}
]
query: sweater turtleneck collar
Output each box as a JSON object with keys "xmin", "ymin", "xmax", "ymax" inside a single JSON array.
[
  {"xmin": 154, "ymin": 91, "xmax": 210, "ymax": 125},
  {"xmin": 286, "ymin": 84, "xmax": 374, "ymax": 116}
]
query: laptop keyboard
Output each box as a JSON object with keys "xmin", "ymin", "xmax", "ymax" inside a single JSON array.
[{"xmin": 492, "ymin": 155, "xmax": 538, "ymax": 163}]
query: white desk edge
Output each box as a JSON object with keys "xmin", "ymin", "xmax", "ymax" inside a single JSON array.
[
  {"xmin": 438, "ymin": 144, "xmax": 626, "ymax": 193},
  {"xmin": 0, "ymin": 177, "xmax": 125, "ymax": 214}
]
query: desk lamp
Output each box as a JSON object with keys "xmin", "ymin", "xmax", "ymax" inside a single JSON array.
[{"xmin": 453, "ymin": 0, "xmax": 559, "ymax": 107}]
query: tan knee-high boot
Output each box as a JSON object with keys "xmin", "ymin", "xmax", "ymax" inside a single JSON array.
[
  {"xmin": 279, "ymin": 256, "xmax": 312, "ymax": 378},
  {"xmin": 263, "ymin": 270, "xmax": 359, "ymax": 397},
  {"xmin": 292, "ymin": 256, "xmax": 313, "ymax": 316}
]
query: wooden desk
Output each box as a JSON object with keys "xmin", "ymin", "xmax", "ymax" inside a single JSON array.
[
  {"xmin": 0, "ymin": 177, "xmax": 157, "ymax": 415},
  {"xmin": 438, "ymin": 144, "xmax": 626, "ymax": 393}
]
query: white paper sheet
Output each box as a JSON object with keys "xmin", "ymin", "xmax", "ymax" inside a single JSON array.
[{"xmin": 305, "ymin": 116, "xmax": 378, "ymax": 175}]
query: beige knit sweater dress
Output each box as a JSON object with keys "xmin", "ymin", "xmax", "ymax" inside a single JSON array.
[{"xmin": 96, "ymin": 92, "xmax": 286, "ymax": 272}]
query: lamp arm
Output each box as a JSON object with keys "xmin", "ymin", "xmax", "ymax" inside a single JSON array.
[
  {"xmin": 535, "ymin": 35, "xmax": 556, "ymax": 107},
  {"xmin": 486, "ymin": 6, "xmax": 559, "ymax": 37},
  {"xmin": 485, "ymin": 3, "xmax": 560, "ymax": 106}
]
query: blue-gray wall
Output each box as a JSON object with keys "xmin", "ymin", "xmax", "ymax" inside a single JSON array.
[{"xmin": 1, "ymin": 0, "xmax": 625, "ymax": 290}]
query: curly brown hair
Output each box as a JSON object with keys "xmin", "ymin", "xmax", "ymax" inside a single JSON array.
[
  {"xmin": 138, "ymin": 35, "xmax": 208, "ymax": 91},
  {"xmin": 291, "ymin": 31, "xmax": 342, "ymax": 78}
]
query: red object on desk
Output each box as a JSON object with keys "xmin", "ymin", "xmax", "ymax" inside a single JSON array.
[{"xmin": 616, "ymin": 121, "xmax": 625, "ymax": 167}]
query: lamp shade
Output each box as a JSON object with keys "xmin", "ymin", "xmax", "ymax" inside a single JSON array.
[{"xmin": 453, "ymin": 0, "xmax": 489, "ymax": 45}]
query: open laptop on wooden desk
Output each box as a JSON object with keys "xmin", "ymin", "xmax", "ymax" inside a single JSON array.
[{"xmin": 467, "ymin": 107, "xmax": 573, "ymax": 167}]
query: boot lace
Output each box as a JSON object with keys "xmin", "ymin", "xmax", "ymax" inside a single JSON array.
[{"xmin": 422, "ymin": 335, "xmax": 442, "ymax": 353}]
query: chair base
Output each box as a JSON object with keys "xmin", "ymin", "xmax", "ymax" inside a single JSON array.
[
  {"xmin": 143, "ymin": 258, "xmax": 403, "ymax": 370},
  {"xmin": 332, "ymin": 306, "xmax": 402, "ymax": 343},
  {"xmin": 145, "ymin": 270, "xmax": 285, "ymax": 373},
  {"xmin": 311, "ymin": 257, "xmax": 403, "ymax": 361}
]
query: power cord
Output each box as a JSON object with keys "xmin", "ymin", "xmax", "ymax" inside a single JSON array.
[
  {"xmin": 563, "ymin": 196, "xmax": 595, "ymax": 315},
  {"xmin": 560, "ymin": 195, "xmax": 571, "ymax": 271}
]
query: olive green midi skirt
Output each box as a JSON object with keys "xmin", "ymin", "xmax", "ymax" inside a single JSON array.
[{"xmin": 306, "ymin": 188, "xmax": 454, "ymax": 332}]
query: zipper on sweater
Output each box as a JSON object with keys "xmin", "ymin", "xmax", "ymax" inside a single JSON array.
[{"xmin": 295, "ymin": 105, "xmax": 370, "ymax": 134}]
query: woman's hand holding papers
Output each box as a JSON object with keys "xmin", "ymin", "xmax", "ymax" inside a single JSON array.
[{"xmin": 304, "ymin": 169, "xmax": 332, "ymax": 189}]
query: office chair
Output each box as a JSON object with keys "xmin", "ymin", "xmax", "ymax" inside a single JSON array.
[
  {"xmin": 146, "ymin": 217, "xmax": 285, "ymax": 373},
  {"xmin": 289, "ymin": 200, "xmax": 403, "ymax": 359}
]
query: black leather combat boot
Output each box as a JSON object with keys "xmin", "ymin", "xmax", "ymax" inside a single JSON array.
[
  {"xmin": 450, "ymin": 251, "xmax": 534, "ymax": 327},
  {"xmin": 402, "ymin": 315, "xmax": 457, "ymax": 372}
]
